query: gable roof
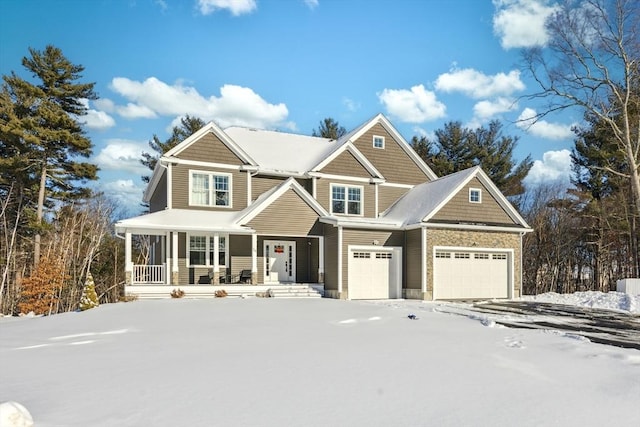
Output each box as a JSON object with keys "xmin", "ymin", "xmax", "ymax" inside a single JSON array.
[
  {"xmin": 235, "ymin": 177, "xmax": 329, "ymax": 225},
  {"xmin": 224, "ymin": 126, "xmax": 339, "ymax": 175},
  {"xmin": 340, "ymin": 113, "xmax": 438, "ymax": 181},
  {"xmin": 382, "ymin": 166, "xmax": 531, "ymax": 229},
  {"xmin": 310, "ymin": 141, "xmax": 384, "ymax": 179}
]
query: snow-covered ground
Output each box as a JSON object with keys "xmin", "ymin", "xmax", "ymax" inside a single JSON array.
[{"xmin": 1, "ymin": 292, "xmax": 639, "ymax": 427}]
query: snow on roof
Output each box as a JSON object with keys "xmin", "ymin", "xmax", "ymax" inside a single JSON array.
[
  {"xmin": 223, "ymin": 126, "xmax": 341, "ymax": 174},
  {"xmin": 115, "ymin": 209, "xmax": 252, "ymax": 233},
  {"xmin": 382, "ymin": 167, "xmax": 479, "ymax": 226}
]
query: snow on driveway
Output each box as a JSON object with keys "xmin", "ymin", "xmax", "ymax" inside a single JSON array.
[{"xmin": 1, "ymin": 297, "xmax": 639, "ymax": 427}]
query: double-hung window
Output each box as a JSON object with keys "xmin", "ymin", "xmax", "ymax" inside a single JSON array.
[
  {"xmin": 331, "ymin": 184, "xmax": 362, "ymax": 215},
  {"xmin": 190, "ymin": 171, "xmax": 231, "ymax": 207},
  {"xmin": 188, "ymin": 234, "xmax": 228, "ymax": 267}
]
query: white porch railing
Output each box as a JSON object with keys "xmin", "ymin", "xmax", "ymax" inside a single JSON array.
[{"xmin": 133, "ymin": 264, "xmax": 166, "ymax": 284}]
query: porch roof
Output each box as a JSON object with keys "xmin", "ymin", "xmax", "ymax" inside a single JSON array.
[{"xmin": 114, "ymin": 209, "xmax": 254, "ymax": 234}]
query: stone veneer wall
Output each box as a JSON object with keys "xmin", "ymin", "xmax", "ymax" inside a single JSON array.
[{"xmin": 425, "ymin": 228, "xmax": 523, "ymax": 299}]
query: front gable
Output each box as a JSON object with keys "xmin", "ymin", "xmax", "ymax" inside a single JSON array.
[
  {"xmin": 349, "ymin": 117, "xmax": 436, "ymax": 185},
  {"xmin": 178, "ymin": 132, "xmax": 245, "ymax": 165},
  {"xmin": 430, "ymin": 177, "xmax": 516, "ymax": 226},
  {"xmin": 244, "ymin": 187, "xmax": 323, "ymax": 235},
  {"xmin": 318, "ymin": 150, "xmax": 375, "ymax": 178}
]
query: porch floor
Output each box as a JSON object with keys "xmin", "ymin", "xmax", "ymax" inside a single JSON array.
[{"xmin": 125, "ymin": 283, "xmax": 324, "ymax": 299}]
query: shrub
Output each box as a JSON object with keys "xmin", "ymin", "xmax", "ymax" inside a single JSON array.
[
  {"xmin": 79, "ymin": 272, "xmax": 99, "ymax": 311},
  {"xmin": 18, "ymin": 257, "xmax": 67, "ymax": 315},
  {"xmin": 214, "ymin": 289, "xmax": 228, "ymax": 298},
  {"xmin": 170, "ymin": 288, "xmax": 185, "ymax": 298}
]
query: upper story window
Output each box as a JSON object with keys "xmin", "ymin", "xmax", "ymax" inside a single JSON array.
[
  {"xmin": 469, "ymin": 188, "xmax": 482, "ymax": 203},
  {"xmin": 373, "ymin": 135, "xmax": 385, "ymax": 149},
  {"xmin": 188, "ymin": 234, "xmax": 228, "ymax": 267},
  {"xmin": 190, "ymin": 170, "xmax": 231, "ymax": 207},
  {"xmin": 331, "ymin": 184, "xmax": 362, "ymax": 216}
]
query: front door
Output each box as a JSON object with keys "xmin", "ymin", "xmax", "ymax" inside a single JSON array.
[{"xmin": 264, "ymin": 240, "xmax": 296, "ymax": 283}]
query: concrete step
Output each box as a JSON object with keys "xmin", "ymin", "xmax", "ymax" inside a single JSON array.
[{"xmin": 267, "ymin": 285, "xmax": 322, "ymax": 299}]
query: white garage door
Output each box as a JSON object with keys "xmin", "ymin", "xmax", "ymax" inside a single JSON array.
[
  {"xmin": 348, "ymin": 248, "xmax": 400, "ymax": 299},
  {"xmin": 434, "ymin": 250, "xmax": 510, "ymax": 300}
]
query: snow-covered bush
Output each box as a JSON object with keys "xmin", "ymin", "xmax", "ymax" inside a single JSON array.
[
  {"xmin": 79, "ymin": 272, "xmax": 99, "ymax": 311},
  {"xmin": 0, "ymin": 401, "xmax": 34, "ymax": 427}
]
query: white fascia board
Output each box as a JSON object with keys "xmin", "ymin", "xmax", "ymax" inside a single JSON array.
[
  {"xmin": 236, "ymin": 177, "xmax": 328, "ymax": 225},
  {"xmin": 380, "ymin": 182, "xmax": 414, "ymax": 189},
  {"xmin": 115, "ymin": 224, "xmax": 255, "ymax": 235},
  {"xmin": 165, "ymin": 157, "xmax": 242, "ymax": 171},
  {"xmin": 319, "ymin": 216, "xmax": 402, "ymax": 230},
  {"xmin": 424, "ymin": 222, "xmax": 533, "ymax": 233},
  {"xmin": 311, "ymin": 142, "xmax": 384, "ymax": 179},
  {"xmin": 307, "ymin": 172, "xmax": 372, "ymax": 183},
  {"xmin": 164, "ymin": 121, "xmax": 258, "ymax": 166}
]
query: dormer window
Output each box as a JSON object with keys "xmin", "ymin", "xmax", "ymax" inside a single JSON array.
[
  {"xmin": 190, "ymin": 170, "xmax": 232, "ymax": 207},
  {"xmin": 469, "ymin": 188, "xmax": 482, "ymax": 203},
  {"xmin": 373, "ymin": 135, "xmax": 385, "ymax": 149}
]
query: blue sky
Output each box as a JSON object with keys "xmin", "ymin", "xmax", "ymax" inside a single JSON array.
[{"xmin": 0, "ymin": 0, "xmax": 578, "ymax": 212}]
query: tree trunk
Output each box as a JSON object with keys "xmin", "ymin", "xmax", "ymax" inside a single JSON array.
[{"xmin": 34, "ymin": 165, "xmax": 47, "ymax": 269}]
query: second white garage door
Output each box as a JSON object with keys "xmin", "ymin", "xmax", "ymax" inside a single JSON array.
[
  {"xmin": 433, "ymin": 249, "xmax": 510, "ymax": 300},
  {"xmin": 348, "ymin": 247, "xmax": 401, "ymax": 299}
]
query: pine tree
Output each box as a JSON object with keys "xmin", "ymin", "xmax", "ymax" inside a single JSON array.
[
  {"xmin": 79, "ymin": 271, "xmax": 99, "ymax": 311},
  {"xmin": 1, "ymin": 45, "xmax": 98, "ymax": 268},
  {"xmin": 312, "ymin": 117, "xmax": 347, "ymax": 139}
]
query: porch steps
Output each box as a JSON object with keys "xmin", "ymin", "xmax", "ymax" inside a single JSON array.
[{"xmin": 267, "ymin": 285, "xmax": 322, "ymax": 299}]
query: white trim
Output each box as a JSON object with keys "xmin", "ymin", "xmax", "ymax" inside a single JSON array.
[
  {"xmin": 166, "ymin": 157, "xmax": 243, "ymax": 171},
  {"xmin": 246, "ymin": 170, "xmax": 252, "ymax": 206},
  {"xmin": 319, "ymin": 216, "xmax": 402, "ymax": 230},
  {"xmin": 307, "ymin": 172, "xmax": 372, "ymax": 183},
  {"xmin": 172, "ymin": 232, "xmax": 179, "ymax": 273},
  {"xmin": 165, "ymin": 231, "xmax": 171, "ymax": 284},
  {"xmin": 423, "ymin": 222, "xmax": 532, "ymax": 233},
  {"xmin": 186, "ymin": 233, "xmax": 229, "ymax": 268},
  {"xmin": 166, "ymin": 163, "xmax": 173, "ymax": 209},
  {"xmin": 337, "ymin": 226, "xmax": 343, "ymax": 294},
  {"xmin": 432, "ymin": 246, "xmax": 514, "ymax": 300},
  {"xmin": 251, "ymin": 233, "xmax": 257, "ymax": 274},
  {"xmin": 347, "ymin": 245, "xmax": 402, "ymax": 300},
  {"xmin": 188, "ymin": 169, "xmax": 233, "ymax": 208},
  {"xmin": 312, "ymin": 176, "xmax": 317, "ymax": 199},
  {"xmin": 263, "ymin": 239, "xmax": 296, "ymax": 283},
  {"xmin": 125, "ymin": 232, "xmax": 132, "ymax": 273},
  {"xmin": 421, "ymin": 227, "xmax": 427, "ymax": 293},
  {"xmin": 372, "ymin": 135, "xmax": 385, "ymax": 149},
  {"xmin": 374, "ymin": 183, "xmax": 379, "ymax": 218},
  {"xmin": 379, "ymin": 182, "xmax": 414, "ymax": 189},
  {"xmin": 469, "ymin": 187, "xmax": 482, "ymax": 203},
  {"xmin": 330, "ymin": 183, "xmax": 364, "ymax": 216},
  {"xmin": 213, "ymin": 234, "xmax": 220, "ymax": 273},
  {"xmin": 318, "ymin": 236, "xmax": 324, "ymax": 278}
]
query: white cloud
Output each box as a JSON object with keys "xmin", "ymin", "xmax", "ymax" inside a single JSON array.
[
  {"xmin": 117, "ymin": 103, "xmax": 158, "ymax": 119},
  {"xmin": 197, "ymin": 0, "xmax": 257, "ymax": 16},
  {"xmin": 435, "ymin": 68, "xmax": 525, "ymax": 98},
  {"xmin": 524, "ymin": 149, "xmax": 573, "ymax": 186},
  {"xmin": 493, "ymin": 0, "xmax": 559, "ymax": 49},
  {"xmin": 304, "ymin": 0, "xmax": 319, "ymax": 9},
  {"xmin": 94, "ymin": 139, "xmax": 149, "ymax": 175},
  {"xmin": 94, "ymin": 98, "xmax": 115, "ymax": 113},
  {"xmin": 517, "ymin": 107, "xmax": 574, "ymax": 140},
  {"xmin": 109, "ymin": 77, "xmax": 290, "ymax": 129},
  {"xmin": 342, "ymin": 97, "xmax": 360, "ymax": 112},
  {"xmin": 473, "ymin": 97, "xmax": 518, "ymax": 120},
  {"xmin": 100, "ymin": 179, "xmax": 145, "ymax": 210},
  {"xmin": 378, "ymin": 84, "xmax": 446, "ymax": 123},
  {"xmin": 77, "ymin": 99, "xmax": 116, "ymax": 130}
]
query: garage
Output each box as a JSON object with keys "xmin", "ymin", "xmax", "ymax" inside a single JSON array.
[
  {"xmin": 433, "ymin": 249, "xmax": 511, "ymax": 300},
  {"xmin": 348, "ymin": 247, "xmax": 401, "ymax": 299}
]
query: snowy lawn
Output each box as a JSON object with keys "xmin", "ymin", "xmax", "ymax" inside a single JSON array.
[{"xmin": 1, "ymin": 296, "xmax": 639, "ymax": 427}]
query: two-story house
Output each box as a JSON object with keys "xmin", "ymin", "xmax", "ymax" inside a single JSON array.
[{"xmin": 115, "ymin": 113, "xmax": 532, "ymax": 300}]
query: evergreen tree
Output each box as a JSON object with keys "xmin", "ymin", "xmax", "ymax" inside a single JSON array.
[
  {"xmin": 140, "ymin": 115, "xmax": 205, "ymax": 183},
  {"xmin": 412, "ymin": 120, "xmax": 532, "ymax": 196},
  {"xmin": 312, "ymin": 117, "xmax": 347, "ymax": 139},
  {"xmin": 79, "ymin": 271, "xmax": 99, "ymax": 311},
  {"xmin": 1, "ymin": 45, "xmax": 98, "ymax": 268}
]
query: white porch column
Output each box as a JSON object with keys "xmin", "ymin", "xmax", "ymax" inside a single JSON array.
[
  {"xmin": 165, "ymin": 231, "xmax": 171, "ymax": 284},
  {"xmin": 125, "ymin": 231, "xmax": 133, "ymax": 284},
  {"xmin": 247, "ymin": 170, "xmax": 252, "ymax": 205},
  {"xmin": 251, "ymin": 233, "xmax": 258, "ymax": 284},
  {"xmin": 421, "ymin": 226, "xmax": 427, "ymax": 295},
  {"xmin": 172, "ymin": 231, "xmax": 179, "ymax": 285},
  {"xmin": 167, "ymin": 163, "xmax": 173, "ymax": 209},
  {"xmin": 318, "ymin": 236, "xmax": 324, "ymax": 283},
  {"xmin": 212, "ymin": 233, "xmax": 220, "ymax": 284},
  {"xmin": 374, "ymin": 183, "xmax": 379, "ymax": 217},
  {"xmin": 337, "ymin": 226, "xmax": 343, "ymax": 296}
]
